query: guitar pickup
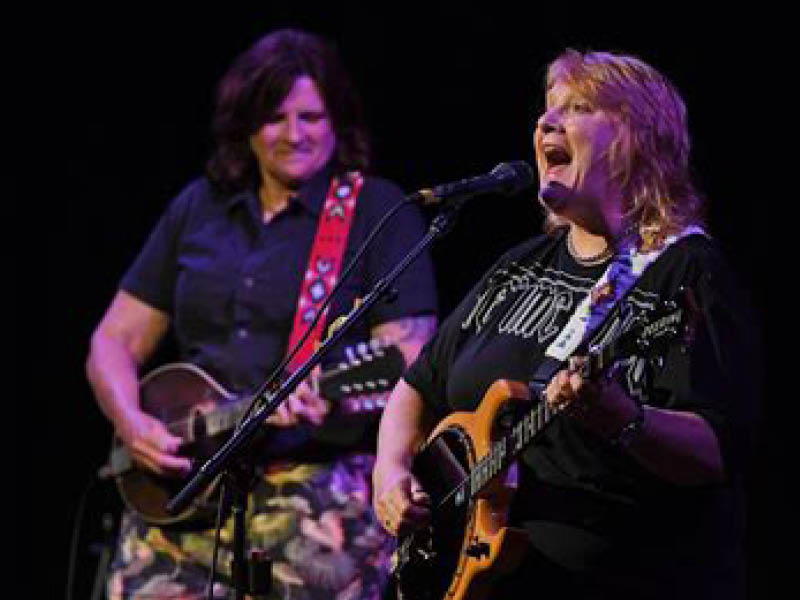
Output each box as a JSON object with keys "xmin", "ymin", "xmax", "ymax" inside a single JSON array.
[{"xmin": 465, "ymin": 540, "xmax": 490, "ymax": 559}]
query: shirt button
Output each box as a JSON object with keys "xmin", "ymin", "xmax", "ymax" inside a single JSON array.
[
  {"xmin": 243, "ymin": 277, "xmax": 255, "ymax": 288},
  {"xmin": 237, "ymin": 328, "xmax": 249, "ymax": 339}
]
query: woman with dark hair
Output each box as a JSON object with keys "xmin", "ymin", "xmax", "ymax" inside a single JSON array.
[
  {"xmin": 87, "ymin": 29, "xmax": 437, "ymax": 599},
  {"xmin": 206, "ymin": 29, "xmax": 371, "ymax": 193},
  {"xmin": 373, "ymin": 49, "xmax": 759, "ymax": 599}
]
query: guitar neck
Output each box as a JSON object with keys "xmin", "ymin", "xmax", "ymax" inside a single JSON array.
[
  {"xmin": 467, "ymin": 395, "xmax": 559, "ymax": 497},
  {"xmin": 197, "ymin": 379, "xmax": 389, "ymax": 438},
  {"xmin": 189, "ymin": 343, "xmax": 404, "ymax": 439},
  {"xmin": 202, "ymin": 399, "xmax": 249, "ymax": 437},
  {"xmin": 466, "ymin": 344, "xmax": 616, "ymax": 499}
]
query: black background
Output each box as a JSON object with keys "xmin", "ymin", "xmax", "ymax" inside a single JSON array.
[{"xmin": 25, "ymin": 7, "xmax": 784, "ymax": 598}]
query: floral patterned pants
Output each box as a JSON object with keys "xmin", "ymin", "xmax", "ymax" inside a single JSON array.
[{"xmin": 108, "ymin": 453, "xmax": 393, "ymax": 599}]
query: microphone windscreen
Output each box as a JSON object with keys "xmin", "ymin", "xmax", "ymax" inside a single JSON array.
[{"xmin": 491, "ymin": 161, "xmax": 535, "ymax": 195}]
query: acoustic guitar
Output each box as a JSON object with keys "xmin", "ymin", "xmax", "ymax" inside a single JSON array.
[
  {"xmin": 102, "ymin": 339, "xmax": 405, "ymax": 524},
  {"xmin": 392, "ymin": 291, "xmax": 698, "ymax": 600}
]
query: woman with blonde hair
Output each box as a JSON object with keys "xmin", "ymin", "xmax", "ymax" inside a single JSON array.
[{"xmin": 373, "ymin": 49, "xmax": 758, "ymax": 599}]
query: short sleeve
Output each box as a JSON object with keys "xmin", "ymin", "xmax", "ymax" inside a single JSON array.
[
  {"xmin": 649, "ymin": 243, "xmax": 762, "ymax": 478},
  {"xmin": 119, "ymin": 180, "xmax": 201, "ymax": 312}
]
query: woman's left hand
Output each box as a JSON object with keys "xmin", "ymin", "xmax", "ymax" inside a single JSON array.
[
  {"xmin": 267, "ymin": 366, "xmax": 329, "ymax": 427},
  {"xmin": 545, "ymin": 356, "xmax": 640, "ymax": 438}
]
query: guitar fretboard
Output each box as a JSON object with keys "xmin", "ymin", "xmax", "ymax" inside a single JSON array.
[
  {"xmin": 444, "ymin": 341, "xmax": 623, "ymax": 509},
  {"xmin": 469, "ymin": 398, "xmax": 558, "ymax": 496},
  {"xmin": 204, "ymin": 401, "xmax": 247, "ymax": 436}
]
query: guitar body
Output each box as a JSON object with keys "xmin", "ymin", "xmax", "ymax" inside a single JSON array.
[
  {"xmin": 112, "ymin": 363, "xmax": 234, "ymax": 525},
  {"xmin": 104, "ymin": 341, "xmax": 406, "ymax": 524},
  {"xmin": 392, "ymin": 291, "xmax": 697, "ymax": 600},
  {"xmin": 395, "ymin": 380, "xmax": 531, "ymax": 600}
]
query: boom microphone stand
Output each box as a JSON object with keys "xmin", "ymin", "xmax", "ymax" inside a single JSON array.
[{"xmin": 166, "ymin": 205, "xmax": 461, "ymax": 599}]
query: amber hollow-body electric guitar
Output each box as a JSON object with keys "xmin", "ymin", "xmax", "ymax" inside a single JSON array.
[{"xmin": 392, "ymin": 292, "xmax": 697, "ymax": 600}]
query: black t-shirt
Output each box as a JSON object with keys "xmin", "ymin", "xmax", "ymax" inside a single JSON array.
[{"xmin": 404, "ymin": 231, "xmax": 760, "ymax": 597}]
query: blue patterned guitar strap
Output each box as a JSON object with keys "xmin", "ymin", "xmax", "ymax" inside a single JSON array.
[{"xmin": 530, "ymin": 226, "xmax": 706, "ymax": 390}]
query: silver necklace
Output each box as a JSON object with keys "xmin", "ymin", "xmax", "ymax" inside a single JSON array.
[{"xmin": 566, "ymin": 232, "xmax": 613, "ymax": 266}]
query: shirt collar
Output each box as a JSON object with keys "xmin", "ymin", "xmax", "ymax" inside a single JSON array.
[{"xmin": 224, "ymin": 162, "xmax": 337, "ymax": 218}]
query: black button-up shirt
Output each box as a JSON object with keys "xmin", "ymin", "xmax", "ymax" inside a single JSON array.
[{"xmin": 121, "ymin": 169, "xmax": 437, "ymax": 394}]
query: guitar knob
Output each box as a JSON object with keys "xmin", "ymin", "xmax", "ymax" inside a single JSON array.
[{"xmin": 465, "ymin": 541, "xmax": 491, "ymax": 559}]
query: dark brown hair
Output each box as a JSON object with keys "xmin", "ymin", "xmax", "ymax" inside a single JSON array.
[{"xmin": 206, "ymin": 29, "xmax": 370, "ymax": 193}]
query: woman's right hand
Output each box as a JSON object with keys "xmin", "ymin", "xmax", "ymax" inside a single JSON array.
[
  {"xmin": 373, "ymin": 463, "xmax": 431, "ymax": 537},
  {"xmin": 116, "ymin": 410, "xmax": 192, "ymax": 477},
  {"xmin": 87, "ymin": 291, "xmax": 187, "ymax": 477}
]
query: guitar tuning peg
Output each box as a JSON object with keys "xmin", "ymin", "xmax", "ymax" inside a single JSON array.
[
  {"xmin": 345, "ymin": 346, "xmax": 360, "ymax": 365},
  {"xmin": 373, "ymin": 337, "xmax": 390, "ymax": 355}
]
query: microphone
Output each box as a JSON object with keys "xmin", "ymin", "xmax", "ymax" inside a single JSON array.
[{"xmin": 414, "ymin": 161, "xmax": 535, "ymax": 205}]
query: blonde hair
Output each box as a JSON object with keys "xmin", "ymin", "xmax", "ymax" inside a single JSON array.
[{"xmin": 542, "ymin": 49, "xmax": 704, "ymax": 247}]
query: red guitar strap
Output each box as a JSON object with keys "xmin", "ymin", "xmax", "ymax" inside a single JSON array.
[{"xmin": 285, "ymin": 172, "xmax": 364, "ymax": 372}]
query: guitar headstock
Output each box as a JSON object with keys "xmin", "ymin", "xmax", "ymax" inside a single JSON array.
[
  {"xmin": 318, "ymin": 338, "xmax": 407, "ymax": 404},
  {"xmin": 586, "ymin": 287, "xmax": 700, "ymax": 379},
  {"xmin": 619, "ymin": 286, "xmax": 700, "ymax": 358}
]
